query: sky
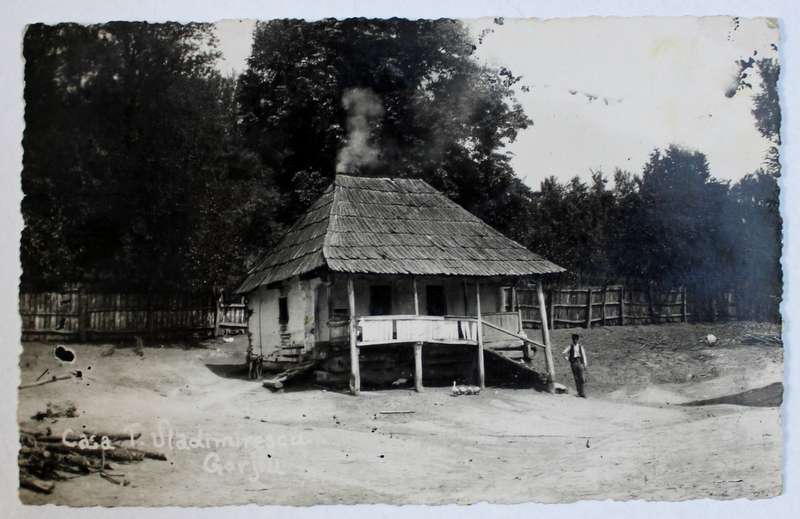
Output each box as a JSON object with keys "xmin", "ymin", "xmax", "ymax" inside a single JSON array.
[{"xmin": 213, "ymin": 16, "xmax": 779, "ymax": 190}]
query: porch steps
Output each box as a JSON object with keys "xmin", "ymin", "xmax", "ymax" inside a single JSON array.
[{"xmin": 483, "ymin": 346, "xmax": 539, "ymax": 375}]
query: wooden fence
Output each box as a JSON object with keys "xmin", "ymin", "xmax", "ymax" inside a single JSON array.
[
  {"xmin": 517, "ymin": 285, "xmax": 775, "ymax": 330},
  {"xmin": 19, "ymin": 288, "xmax": 248, "ymax": 342}
]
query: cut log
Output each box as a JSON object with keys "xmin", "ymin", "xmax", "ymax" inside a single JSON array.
[
  {"xmin": 262, "ymin": 361, "xmax": 316, "ymax": 390},
  {"xmin": 20, "ymin": 475, "xmax": 55, "ymax": 494},
  {"xmin": 42, "ymin": 443, "xmax": 145, "ymax": 462},
  {"xmin": 21, "ymin": 431, "xmax": 141, "ymax": 443},
  {"xmin": 126, "ymin": 447, "xmax": 168, "ymax": 461}
]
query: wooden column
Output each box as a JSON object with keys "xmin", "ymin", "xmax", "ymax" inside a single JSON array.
[
  {"xmin": 537, "ymin": 280, "xmax": 555, "ymax": 393},
  {"xmin": 513, "ymin": 287, "xmax": 523, "ymax": 333},
  {"xmin": 413, "ymin": 278, "xmax": 423, "ymax": 392},
  {"xmin": 515, "ymin": 287, "xmax": 532, "ymax": 363},
  {"xmin": 413, "ymin": 276, "xmax": 420, "ymax": 316},
  {"xmin": 414, "ymin": 342, "xmax": 424, "ymax": 393},
  {"xmin": 348, "ymin": 276, "xmax": 360, "ymax": 395},
  {"xmin": 585, "ymin": 288, "xmax": 593, "ymax": 329},
  {"xmin": 475, "ymin": 279, "xmax": 485, "ymax": 389}
]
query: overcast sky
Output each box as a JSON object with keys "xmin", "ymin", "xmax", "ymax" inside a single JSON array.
[{"xmin": 214, "ymin": 16, "xmax": 778, "ymax": 190}]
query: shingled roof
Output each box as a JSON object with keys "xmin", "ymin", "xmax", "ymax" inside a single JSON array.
[{"xmin": 236, "ymin": 175, "xmax": 565, "ymax": 293}]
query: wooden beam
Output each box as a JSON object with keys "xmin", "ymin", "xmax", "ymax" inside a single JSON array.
[
  {"xmin": 414, "ymin": 342, "xmax": 424, "ymax": 393},
  {"xmin": 348, "ymin": 276, "xmax": 360, "ymax": 395},
  {"xmin": 475, "ymin": 279, "xmax": 486, "ymax": 389},
  {"xmin": 480, "ymin": 319, "xmax": 545, "ymax": 348},
  {"xmin": 537, "ymin": 280, "xmax": 555, "ymax": 393}
]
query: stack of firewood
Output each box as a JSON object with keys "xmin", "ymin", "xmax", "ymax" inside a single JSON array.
[{"xmin": 18, "ymin": 430, "xmax": 166, "ymax": 494}]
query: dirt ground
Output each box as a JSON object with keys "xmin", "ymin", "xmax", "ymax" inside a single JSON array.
[{"xmin": 16, "ymin": 321, "xmax": 783, "ymax": 506}]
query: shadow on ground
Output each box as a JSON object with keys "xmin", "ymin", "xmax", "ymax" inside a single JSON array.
[{"xmin": 680, "ymin": 382, "xmax": 783, "ymax": 408}]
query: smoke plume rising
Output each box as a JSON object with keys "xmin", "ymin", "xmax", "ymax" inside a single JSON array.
[{"xmin": 336, "ymin": 88, "xmax": 384, "ymax": 173}]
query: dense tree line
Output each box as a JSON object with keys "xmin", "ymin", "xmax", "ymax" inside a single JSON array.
[
  {"xmin": 521, "ymin": 147, "xmax": 781, "ymax": 315},
  {"xmin": 20, "ymin": 19, "xmax": 781, "ymax": 319}
]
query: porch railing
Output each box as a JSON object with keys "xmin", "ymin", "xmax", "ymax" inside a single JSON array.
[{"xmin": 325, "ymin": 312, "xmax": 521, "ymax": 346}]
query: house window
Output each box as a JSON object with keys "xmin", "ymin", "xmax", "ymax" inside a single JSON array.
[
  {"xmin": 278, "ymin": 296, "xmax": 289, "ymax": 325},
  {"xmin": 369, "ymin": 285, "xmax": 392, "ymax": 315},
  {"xmin": 426, "ymin": 285, "xmax": 446, "ymax": 316}
]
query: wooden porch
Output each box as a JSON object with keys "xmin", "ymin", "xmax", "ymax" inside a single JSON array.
[{"xmin": 343, "ymin": 276, "xmax": 556, "ymax": 395}]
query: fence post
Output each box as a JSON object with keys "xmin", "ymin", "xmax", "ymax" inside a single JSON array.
[
  {"xmin": 585, "ymin": 288, "xmax": 593, "ymax": 329},
  {"xmin": 601, "ymin": 286, "xmax": 607, "ymax": 327},
  {"xmin": 619, "ymin": 286, "xmax": 625, "ymax": 326},
  {"xmin": 213, "ymin": 290, "xmax": 222, "ymax": 337},
  {"xmin": 681, "ymin": 286, "xmax": 687, "ymax": 323},
  {"xmin": 648, "ymin": 286, "xmax": 656, "ymax": 325},
  {"xmin": 78, "ymin": 285, "xmax": 87, "ymax": 342}
]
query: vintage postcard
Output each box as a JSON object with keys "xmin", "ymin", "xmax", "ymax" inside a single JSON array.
[{"xmin": 5, "ymin": 6, "xmax": 795, "ymax": 517}]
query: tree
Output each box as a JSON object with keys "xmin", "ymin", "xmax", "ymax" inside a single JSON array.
[
  {"xmin": 237, "ymin": 18, "xmax": 531, "ymax": 230},
  {"xmin": 637, "ymin": 146, "xmax": 733, "ymax": 296},
  {"xmin": 22, "ymin": 22, "xmax": 274, "ymax": 291}
]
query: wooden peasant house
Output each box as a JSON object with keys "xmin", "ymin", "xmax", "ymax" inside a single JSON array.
[{"xmin": 236, "ymin": 175, "xmax": 565, "ymax": 394}]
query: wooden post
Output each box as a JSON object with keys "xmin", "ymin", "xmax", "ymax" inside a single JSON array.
[
  {"xmin": 413, "ymin": 276, "xmax": 420, "ymax": 316},
  {"xmin": 585, "ymin": 288, "xmax": 593, "ymax": 329},
  {"xmin": 619, "ymin": 286, "xmax": 625, "ymax": 326},
  {"xmin": 537, "ymin": 280, "xmax": 555, "ymax": 393},
  {"xmin": 414, "ymin": 342, "xmax": 424, "ymax": 393},
  {"xmin": 348, "ymin": 276, "xmax": 360, "ymax": 395},
  {"xmin": 549, "ymin": 288, "xmax": 555, "ymax": 330},
  {"xmin": 475, "ymin": 279, "xmax": 485, "ymax": 390},
  {"xmin": 515, "ymin": 287, "xmax": 532, "ymax": 362},
  {"xmin": 513, "ymin": 287, "xmax": 523, "ymax": 332},
  {"xmin": 463, "ymin": 280, "xmax": 469, "ymax": 315},
  {"xmin": 681, "ymin": 286, "xmax": 687, "ymax": 323},
  {"xmin": 601, "ymin": 287, "xmax": 607, "ymax": 327}
]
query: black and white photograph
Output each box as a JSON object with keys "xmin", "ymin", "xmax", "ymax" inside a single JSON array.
[{"xmin": 2, "ymin": 1, "xmax": 799, "ymax": 517}]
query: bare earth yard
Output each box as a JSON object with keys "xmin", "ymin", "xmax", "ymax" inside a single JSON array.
[{"xmin": 17, "ymin": 322, "xmax": 783, "ymax": 506}]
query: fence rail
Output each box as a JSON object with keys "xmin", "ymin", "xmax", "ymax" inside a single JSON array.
[
  {"xmin": 19, "ymin": 288, "xmax": 249, "ymax": 342},
  {"xmin": 517, "ymin": 285, "xmax": 778, "ymax": 330}
]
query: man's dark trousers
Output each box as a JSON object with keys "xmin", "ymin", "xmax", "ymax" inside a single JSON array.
[{"xmin": 570, "ymin": 359, "xmax": 586, "ymax": 397}]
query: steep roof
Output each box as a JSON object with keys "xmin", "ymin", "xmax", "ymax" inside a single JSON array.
[{"xmin": 236, "ymin": 175, "xmax": 565, "ymax": 293}]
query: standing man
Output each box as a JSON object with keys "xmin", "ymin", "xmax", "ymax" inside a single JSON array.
[{"xmin": 562, "ymin": 333, "xmax": 588, "ymax": 398}]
